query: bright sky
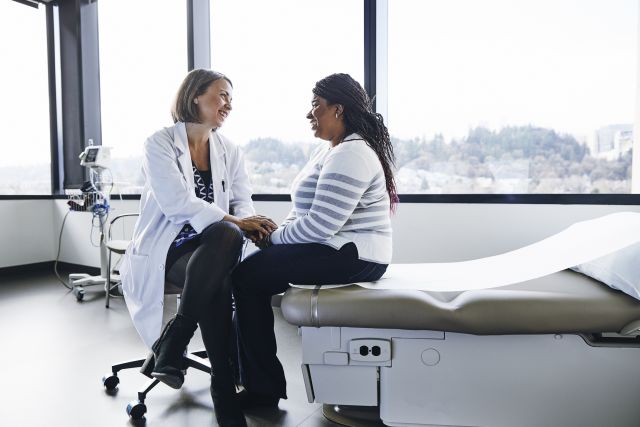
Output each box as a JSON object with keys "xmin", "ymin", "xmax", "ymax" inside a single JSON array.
[
  {"xmin": 387, "ymin": 0, "xmax": 639, "ymax": 141},
  {"xmin": 209, "ymin": 0, "xmax": 364, "ymax": 146},
  {"xmin": 0, "ymin": 0, "xmax": 638, "ymax": 167},
  {"xmin": 0, "ymin": 1, "xmax": 50, "ymax": 167}
]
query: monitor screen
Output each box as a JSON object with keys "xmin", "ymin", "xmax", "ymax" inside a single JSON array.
[{"xmin": 85, "ymin": 147, "xmax": 99, "ymax": 163}]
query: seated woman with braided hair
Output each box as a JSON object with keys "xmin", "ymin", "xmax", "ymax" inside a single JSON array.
[{"xmin": 231, "ymin": 73, "xmax": 398, "ymax": 408}]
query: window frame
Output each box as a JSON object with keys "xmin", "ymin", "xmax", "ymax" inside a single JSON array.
[
  {"xmin": 374, "ymin": 0, "xmax": 640, "ymax": 202},
  {"xmin": 9, "ymin": 0, "xmax": 635, "ymax": 203}
]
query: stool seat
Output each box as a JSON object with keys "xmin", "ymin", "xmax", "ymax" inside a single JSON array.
[
  {"xmin": 164, "ymin": 281, "xmax": 183, "ymax": 295},
  {"xmin": 106, "ymin": 239, "xmax": 130, "ymax": 254}
]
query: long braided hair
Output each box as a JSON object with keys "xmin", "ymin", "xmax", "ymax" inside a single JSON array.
[{"xmin": 313, "ymin": 73, "xmax": 398, "ymax": 211}]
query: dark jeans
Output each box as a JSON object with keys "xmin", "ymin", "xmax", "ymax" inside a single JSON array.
[
  {"xmin": 231, "ymin": 242, "xmax": 388, "ymax": 398},
  {"xmin": 165, "ymin": 221, "xmax": 244, "ymax": 382}
]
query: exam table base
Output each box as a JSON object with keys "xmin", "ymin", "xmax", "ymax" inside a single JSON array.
[
  {"xmin": 300, "ymin": 326, "xmax": 640, "ymax": 427},
  {"xmin": 322, "ymin": 404, "xmax": 385, "ymax": 427}
]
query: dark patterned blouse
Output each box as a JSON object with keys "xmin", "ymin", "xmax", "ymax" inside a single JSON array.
[{"xmin": 172, "ymin": 163, "xmax": 214, "ymax": 248}]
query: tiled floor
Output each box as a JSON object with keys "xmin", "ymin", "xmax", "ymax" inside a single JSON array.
[{"xmin": 0, "ymin": 271, "xmax": 339, "ymax": 426}]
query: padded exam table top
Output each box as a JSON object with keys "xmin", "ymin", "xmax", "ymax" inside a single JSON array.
[{"xmin": 281, "ymin": 270, "xmax": 640, "ymax": 335}]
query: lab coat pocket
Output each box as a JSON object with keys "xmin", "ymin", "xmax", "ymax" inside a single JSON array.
[{"xmin": 124, "ymin": 253, "xmax": 151, "ymax": 300}]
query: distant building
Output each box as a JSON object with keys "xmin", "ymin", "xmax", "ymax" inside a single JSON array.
[
  {"xmin": 589, "ymin": 124, "xmax": 633, "ymax": 160},
  {"xmin": 614, "ymin": 129, "xmax": 633, "ymax": 154}
]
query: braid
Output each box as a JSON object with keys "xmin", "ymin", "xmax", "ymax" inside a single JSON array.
[{"xmin": 313, "ymin": 74, "xmax": 398, "ymax": 212}]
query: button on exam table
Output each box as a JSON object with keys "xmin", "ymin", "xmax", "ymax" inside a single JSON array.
[{"xmin": 281, "ymin": 268, "xmax": 640, "ymax": 427}]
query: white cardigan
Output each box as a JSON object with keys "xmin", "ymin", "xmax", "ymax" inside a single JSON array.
[{"xmin": 121, "ymin": 122, "xmax": 254, "ymax": 348}]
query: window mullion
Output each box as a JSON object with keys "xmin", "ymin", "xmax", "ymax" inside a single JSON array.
[
  {"xmin": 632, "ymin": 4, "xmax": 640, "ymax": 193},
  {"xmin": 187, "ymin": 0, "xmax": 211, "ymax": 70},
  {"xmin": 375, "ymin": 0, "xmax": 388, "ymax": 124}
]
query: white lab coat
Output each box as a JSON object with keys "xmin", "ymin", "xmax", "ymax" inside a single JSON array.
[{"xmin": 120, "ymin": 122, "xmax": 255, "ymax": 348}]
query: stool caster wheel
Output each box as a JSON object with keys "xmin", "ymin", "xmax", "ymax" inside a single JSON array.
[
  {"xmin": 102, "ymin": 374, "xmax": 119, "ymax": 391},
  {"xmin": 127, "ymin": 400, "xmax": 147, "ymax": 420},
  {"xmin": 74, "ymin": 287, "xmax": 85, "ymax": 301}
]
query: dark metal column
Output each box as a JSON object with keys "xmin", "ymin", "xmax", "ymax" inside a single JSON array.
[
  {"xmin": 364, "ymin": 0, "xmax": 377, "ymax": 111},
  {"xmin": 56, "ymin": 0, "xmax": 102, "ymax": 189},
  {"xmin": 187, "ymin": 0, "xmax": 211, "ymax": 71},
  {"xmin": 46, "ymin": 3, "xmax": 63, "ymax": 194}
]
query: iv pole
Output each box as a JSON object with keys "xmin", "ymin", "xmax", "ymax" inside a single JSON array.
[{"xmin": 69, "ymin": 151, "xmax": 114, "ymax": 302}]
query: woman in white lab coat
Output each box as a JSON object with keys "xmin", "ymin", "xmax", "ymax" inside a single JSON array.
[{"xmin": 120, "ymin": 69, "xmax": 275, "ymax": 427}]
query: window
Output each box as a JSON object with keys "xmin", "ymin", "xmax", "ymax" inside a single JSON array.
[
  {"xmin": 0, "ymin": 1, "xmax": 51, "ymax": 194},
  {"xmin": 98, "ymin": 0, "xmax": 187, "ymax": 194},
  {"xmin": 387, "ymin": 0, "xmax": 638, "ymax": 194},
  {"xmin": 211, "ymin": 0, "xmax": 364, "ymax": 193}
]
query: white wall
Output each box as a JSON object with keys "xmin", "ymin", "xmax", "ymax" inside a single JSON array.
[
  {"xmin": 51, "ymin": 198, "xmax": 141, "ymax": 268},
  {"xmin": 391, "ymin": 203, "xmax": 640, "ymax": 262},
  {"xmin": 0, "ymin": 200, "xmax": 56, "ymax": 268},
  {"xmin": 1, "ymin": 199, "xmax": 638, "ymax": 269},
  {"xmin": 47, "ymin": 199, "xmax": 640, "ymax": 267}
]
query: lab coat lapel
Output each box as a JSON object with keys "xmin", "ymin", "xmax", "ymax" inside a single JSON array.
[
  {"xmin": 174, "ymin": 123, "xmax": 195, "ymax": 192},
  {"xmin": 209, "ymin": 131, "xmax": 229, "ymax": 212}
]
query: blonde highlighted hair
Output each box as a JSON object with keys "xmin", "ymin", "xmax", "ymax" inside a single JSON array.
[{"xmin": 171, "ymin": 69, "xmax": 232, "ymax": 124}]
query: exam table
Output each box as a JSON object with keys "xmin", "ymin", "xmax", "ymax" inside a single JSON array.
[{"xmin": 281, "ymin": 269, "xmax": 640, "ymax": 427}]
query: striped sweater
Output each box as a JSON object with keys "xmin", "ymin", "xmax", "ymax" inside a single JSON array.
[{"xmin": 270, "ymin": 133, "xmax": 392, "ymax": 264}]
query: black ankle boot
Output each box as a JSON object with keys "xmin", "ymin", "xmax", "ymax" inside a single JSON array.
[
  {"xmin": 237, "ymin": 389, "xmax": 280, "ymax": 409},
  {"xmin": 211, "ymin": 375, "xmax": 247, "ymax": 427},
  {"xmin": 150, "ymin": 314, "xmax": 197, "ymax": 389}
]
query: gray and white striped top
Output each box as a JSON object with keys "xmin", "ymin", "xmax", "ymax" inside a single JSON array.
[{"xmin": 270, "ymin": 133, "xmax": 392, "ymax": 264}]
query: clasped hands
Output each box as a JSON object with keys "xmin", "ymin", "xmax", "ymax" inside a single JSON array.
[{"xmin": 236, "ymin": 215, "xmax": 277, "ymax": 249}]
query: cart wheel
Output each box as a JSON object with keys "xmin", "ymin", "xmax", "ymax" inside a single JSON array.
[
  {"xmin": 127, "ymin": 400, "xmax": 147, "ymax": 420},
  {"xmin": 102, "ymin": 374, "xmax": 119, "ymax": 391}
]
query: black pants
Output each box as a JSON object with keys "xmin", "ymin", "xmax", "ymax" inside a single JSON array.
[
  {"xmin": 231, "ymin": 242, "xmax": 388, "ymax": 398},
  {"xmin": 165, "ymin": 221, "xmax": 244, "ymax": 381}
]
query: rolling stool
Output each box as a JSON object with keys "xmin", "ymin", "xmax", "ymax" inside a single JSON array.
[{"xmin": 102, "ymin": 282, "xmax": 211, "ymax": 420}]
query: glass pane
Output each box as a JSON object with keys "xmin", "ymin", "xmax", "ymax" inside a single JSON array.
[
  {"xmin": 98, "ymin": 0, "xmax": 187, "ymax": 194},
  {"xmin": 388, "ymin": 0, "xmax": 638, "ymax": 194},
  {"xmin": 0, "ymin": 2, "xmax": 51, "ymax": 195},
  {"xmin": 211, "ymin": 0, "xmax": 364, "ymax": 193}
]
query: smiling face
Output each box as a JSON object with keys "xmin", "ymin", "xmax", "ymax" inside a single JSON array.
[
  {"xmin": 194, "ymin": 78, "xmax": 233, "ymax": 128},
  {"xmin": 306, "ymin": 95, "xmax": 345, "ymax": 144}
]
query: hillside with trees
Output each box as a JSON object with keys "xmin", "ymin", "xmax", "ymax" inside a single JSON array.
[
  {"xmin": 391, "ymin": 125, "xmax": 630, "ymax": 193},
  {"xmin": 10, "ymin": 125, "xmax": 626, "ymax": 195},
  {"xmin": 236, "ymin": 125, "xmax": 631, "ymax": 194}
]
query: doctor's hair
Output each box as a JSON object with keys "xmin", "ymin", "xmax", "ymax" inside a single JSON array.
[
  {"xmin": 171, "ymin": 69, "xmax": 233, "ymax": 124},
  {"xmin": 313, "ymin": 73, "xmax": 398, "ymax": 212}
]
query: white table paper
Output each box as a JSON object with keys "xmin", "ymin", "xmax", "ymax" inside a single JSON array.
[{"xmin": 293, "ymin": 212, "xmax": 640, "ymax": 292}]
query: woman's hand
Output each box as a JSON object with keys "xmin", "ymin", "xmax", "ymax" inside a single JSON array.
[
  {"xmin": 226, "ymin": 215, "xmax": 277, "ymax": 241},
  {"xmin": 254, "ymin": 234, "xmax": 272, "ymax": 249}
]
